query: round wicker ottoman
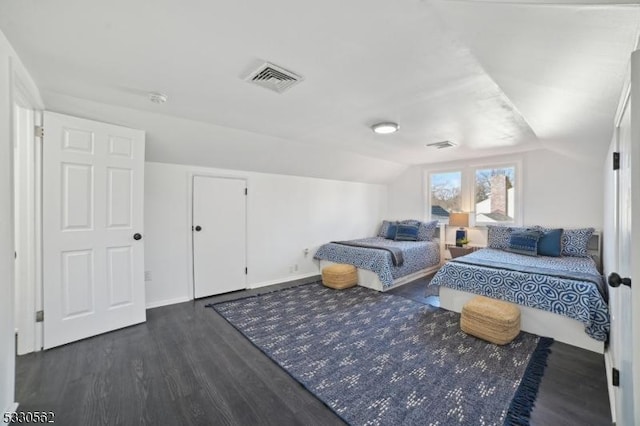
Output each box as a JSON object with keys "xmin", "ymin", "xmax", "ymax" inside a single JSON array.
[
  {"xmin": 461, "ymin": 296, "xmax": 521, "ymax": 345},
  {"xmin": 321, "ymin": 264, "xmax": 357, "ymax": 289}
]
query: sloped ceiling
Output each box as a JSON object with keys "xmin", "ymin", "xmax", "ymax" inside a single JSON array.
[{"xmin": 0, "ymin": 0, "xmax": 638, "ymax": 183}]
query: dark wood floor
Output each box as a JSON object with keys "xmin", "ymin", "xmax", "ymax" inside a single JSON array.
[{"xmin": 14, "ymin": 277, "xmax": 612, "ymax": 425}]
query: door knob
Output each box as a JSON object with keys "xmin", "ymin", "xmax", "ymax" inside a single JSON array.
[
  {"xmin": 608, "ymin": 272, "xmax": 632, "ymax": 288},
  {"xmin": 194, "ymin": 225, "xmax": 202, "ymax": 232},
  {"xmin": 133, "ymin": 233, "xmax": 142, "ymax": 241}
]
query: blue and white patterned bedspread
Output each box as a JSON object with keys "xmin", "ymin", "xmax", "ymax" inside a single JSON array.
[
  {"xmin": 430, "ymin": 248, "xmax": 609, "ymax": 341},
  {"xmin": 314, "ymin": 237, "xmax": 440, "ymax": 289}
]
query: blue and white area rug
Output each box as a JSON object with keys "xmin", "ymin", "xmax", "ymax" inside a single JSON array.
[{"xmin": 208, "ymin": 283, "xmax": 552, "ymax": 425}]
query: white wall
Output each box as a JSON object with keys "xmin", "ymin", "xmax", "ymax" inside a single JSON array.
[
  {"xmin": 0, "ymin": 29, "xmax": 41, "ymax": 416},
  {"xmin": 387, "ymin": 149, "xmax": 605, "ymax": 247},
  {"xmin": 144, "ymin": 162, "xmax": 387, "ymax": 308}
]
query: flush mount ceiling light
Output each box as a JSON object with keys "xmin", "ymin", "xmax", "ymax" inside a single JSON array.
[
  {"xmin": 148, "ymin": 92, "xmax": 168, "ymax": 104},
  {"xmin": 371, "ymin": 122, "xmax": 399, "ymax": 134}
]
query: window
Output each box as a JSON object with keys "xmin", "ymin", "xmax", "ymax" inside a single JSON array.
[
  {"xmin": 426, "ymin": 161, "xmax": 520, "ymax": 226},
  {"xmin": 474, "ymin": 166, "xmax": 516, "ymax": 224},
  {"xmin": 429, "ymin": 171, "xmax": 461, "ymax": 224}
]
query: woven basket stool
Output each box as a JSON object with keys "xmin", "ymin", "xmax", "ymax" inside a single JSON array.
[
  {"xmin": 461, "ymin": 296, "xmax": 521, "ymax": 345},
  {"xmin": 322, "ymin": 264, "xmax": 357, "ymax": 289}
]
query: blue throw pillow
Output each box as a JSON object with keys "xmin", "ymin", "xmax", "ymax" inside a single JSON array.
[
  {"xmin": 401, "ymin": 219, "xmax": 438, "ymax": 241},
  {"xmin": 385, "ymin": 223, "xmax": 399, "ymax": 239},
  {"xmin": 395, "ymin": 224, "xmax": 419, "ymax": 241},
  {"xmin": 538, "ymin": 228, "xmax": 563, "ymax": 257},
  {"xmin": 507, "ymin": 229, "xmax": 542, "ymax": 256}
]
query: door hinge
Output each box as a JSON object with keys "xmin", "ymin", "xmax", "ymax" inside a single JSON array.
[
  {"xmin": 613, "ymin": 152, "xmax": 620, "ymax": 171},
  {"xmin": 245, "ymin": 188, "xmax": 248, "ymax": 196},
  {"xmin": 35, "ymin": 125, "xmax": 44, "ymax": 138},
  {"xmin": 612, "ymin": 368, "xmax": 620, "ymax": 387},
  {"xmin": 245, "ymin": 267, "xmax": 248, "ymax": 274},
  {"xmin": 35, "ymin": 310, "xmax": 44, "ymax": 323}
]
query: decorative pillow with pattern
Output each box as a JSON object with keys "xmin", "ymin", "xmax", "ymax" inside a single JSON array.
[
  {"xmin": 419, "ymin": 220, "xmax": 439, "ymax": 241},
  {"xmin": 506, "ymin": 229, "xmax": 542, "ymax": 256},
  {"xmin": 562, "ymin": 228, "xmax": 595, "ymax": 257},
  {"xmin": 486, "ymin": 225, "xmax": 513, "ymax": 250},
  {"xmin": 395, "ymin": 224, "xmax": 419, "ymax": 241},
  {"xmin": 378, "ymin": 220, "xmax": 393, "ymax": 237}
]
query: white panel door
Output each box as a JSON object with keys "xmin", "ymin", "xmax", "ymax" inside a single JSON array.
[
  {"xmin": 614, "ymin": 87, "xmax": 634, "ymax": 426},
  {"xmin": 192, "ymin": 176, "xmax": 247, "ymax": 298},
  {"xmin": 609, "ymin": 50, "xmax": 640, "ymax": 425},
  {"xmin": 43, "ymin": 112, "xmax": 146, "ymax": 349}
]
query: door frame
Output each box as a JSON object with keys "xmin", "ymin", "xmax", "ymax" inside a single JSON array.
[
  {"xmin": 187, "ymin": 172, "xmax": 248, "ymax": 300},
  {"xmin": 630, "ymin": 50, "xmax": 640, "ymax": 423},
  {"xmin": 10, "ymin": 57, "xmax": 44, "ymax": 354}
]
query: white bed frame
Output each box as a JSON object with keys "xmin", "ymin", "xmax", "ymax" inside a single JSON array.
[
  {"xmin": 319, "ymin": 259, "xmax": 440, "ymax": 292},
  {"xmin": 440, "ymin": 287, "xmax": 604, "ymax": 353}
]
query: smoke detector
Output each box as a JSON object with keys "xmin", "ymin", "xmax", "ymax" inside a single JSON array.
[
  {"xmin": 244, "ymin": 62, "xmax": 303, "ymax": 93},
  {"xmin": 148, "ymin": 92, "xmax": 168, "ymax": 104},
  {"xmin": 426, "ymin": 140, "xmax": 456, "ymax": 149}
]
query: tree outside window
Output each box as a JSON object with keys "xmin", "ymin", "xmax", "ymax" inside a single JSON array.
[
  {"xmin": 430, "ymin": 171, "xmax": 461, "ymax": 224},
  {"xmin": 474, "ymin": 166, "xmax": 515, "ymax": 224}
]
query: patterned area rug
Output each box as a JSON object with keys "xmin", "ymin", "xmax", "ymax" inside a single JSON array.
[{"xmin": 208, "ymin": 283, "xmax": 552, "ymax": 425}]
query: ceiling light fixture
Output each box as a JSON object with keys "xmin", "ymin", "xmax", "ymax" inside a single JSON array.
[
  {"xmin": 371, "ymin": 122, "xmax": 399, "ymax": 134},
  {"xmin": 148, "ymin": 92, "xmax": 168, "ymax": 104}
]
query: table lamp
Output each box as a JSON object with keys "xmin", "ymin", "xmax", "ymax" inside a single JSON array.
[{"xmin": 449, "ymin": 212, "xmax": 469, "ymax": 247}]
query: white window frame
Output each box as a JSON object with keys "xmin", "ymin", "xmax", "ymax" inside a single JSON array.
[
  {"xmin": 425, "ymin": 168, "xmax": 466, "ymax": 224},
  {"xmin": 470, "ymin": 160, "xmax": 522, "ymax": 226},
  {"xmin": 423, "ymin": 157, "xmax": 523, "ymax": 227}
]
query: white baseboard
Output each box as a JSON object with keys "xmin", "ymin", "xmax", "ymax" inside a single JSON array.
[
  {"xmin": 2, "ymin": 403, "xmax": 19, "ymax": 423},
  {"xmin": 145, "ymin": 296, "xmax": 190, "ymax": 310},
  {"xmin": 249, "ymin": 273, "xmax": 320, "ymax": 289},
  {"xmin": 604, "ymin": 350, "xmax": 617, "ymax": 424}
]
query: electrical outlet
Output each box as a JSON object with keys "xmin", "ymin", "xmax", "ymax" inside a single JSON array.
[
  {"xmin": 294, "ymin": 264, "xmax": 298, "ymax": 272},
  {"xmin": 144, "ymin": 271, "xmax": 152, "ymax": 281}
]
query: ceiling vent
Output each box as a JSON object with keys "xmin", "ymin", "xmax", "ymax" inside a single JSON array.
[
  {"xmin": 426, "ymin": 140, "xmax": 456, "ymax": 149},
  {"xmin": 244, "ymin": 62, "xmax": 303, "ymax": 94}
]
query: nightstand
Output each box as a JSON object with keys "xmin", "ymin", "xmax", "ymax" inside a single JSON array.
[{"xmin": 449, "ymin": 246, "xmax": 474, "ymax": 259}]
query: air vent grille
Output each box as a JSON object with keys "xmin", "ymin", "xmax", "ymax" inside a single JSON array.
[
  {"xmin": 426, "ymin": 140, "xmax": 456, "ymax": 149},
  {"xmin": 245, "ymin": 62, "xmax": 303, "ymax": 93}
]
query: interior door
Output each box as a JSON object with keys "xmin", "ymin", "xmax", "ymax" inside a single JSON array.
[
  {"xmin": 43, "ymin": 112, "xmax": 146, "ymax": 349},
  {"xmin": 615, "ymin": 86, "xmax": 634, "ymax": 425},
  {"xmin": 192, "ymin": 176, "xmax": 247, "ymax": 298},
  {"xmin": 609, "ymin": 50, "xmax": 640, "ymax": 425}
]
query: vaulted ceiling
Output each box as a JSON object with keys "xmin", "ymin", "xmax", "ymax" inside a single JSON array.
[{"xmin": 1, "ymin": 0, "xmax": 639, "ymax": 183}]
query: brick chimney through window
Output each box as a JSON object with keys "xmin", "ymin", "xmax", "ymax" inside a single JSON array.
[{"xmin": 490, "ymin": 175, "xmax": 507, "ymax": 216}]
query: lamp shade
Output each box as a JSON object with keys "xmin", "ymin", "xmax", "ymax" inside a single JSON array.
[{"xmin": 449, "ymin": 212, "xmax": 469, "ymax": 228}]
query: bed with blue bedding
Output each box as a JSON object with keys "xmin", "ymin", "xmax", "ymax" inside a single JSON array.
[
  {"xmin": 429, "ymin": 227, "xmax": 610, "ymax": 352},
  {"xmin": 314, "ymin": 237, "xmax": 440, "ymax": 291}
]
